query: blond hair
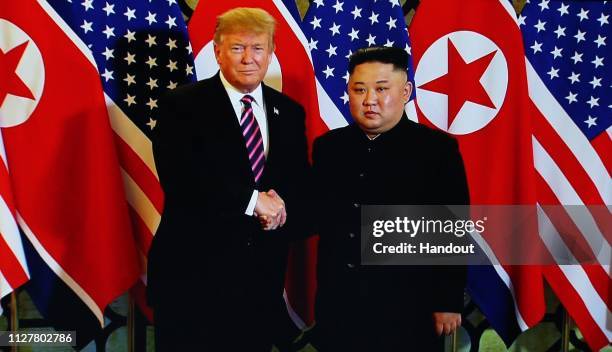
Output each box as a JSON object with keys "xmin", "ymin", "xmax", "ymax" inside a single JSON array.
[{"xmin": 214, "ymin": 8, "xmax": 276, "ymax": 51}]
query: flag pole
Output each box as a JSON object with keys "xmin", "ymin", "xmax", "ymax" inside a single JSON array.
[
  {"xmin": 9, "ymin": 292, "xmax": 18, "ymax": 352},
  {"xmin": 128, "ymin": 294, "xmax": 135, "ymax": 352},
  {"xmin": 451, "ymin": 330, "xmax": 458, "ymax": 352},
  {"xmin": 561, "ymin": 306, "xmax": 570, "ymax": 352}
]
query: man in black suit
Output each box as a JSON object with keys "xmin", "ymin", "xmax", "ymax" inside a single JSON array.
[
  {"xmin": 312, "ymin": 47, "xmax": 469, "ymax": 351},
  {"xmin": 147, "ymin": 7, "xmax": 309, "ymax": 351}
]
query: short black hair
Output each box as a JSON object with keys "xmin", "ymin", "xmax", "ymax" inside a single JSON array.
[{"xmin": 348, "ymin": 46, "xmax": 409, "ymax": 74}]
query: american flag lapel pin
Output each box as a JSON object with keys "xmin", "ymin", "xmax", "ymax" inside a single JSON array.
[{"xmin": 273, "ymin": 107, "xmax": 279, "ymax": 116}]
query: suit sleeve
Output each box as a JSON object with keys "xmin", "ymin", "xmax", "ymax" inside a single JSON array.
[
  {"xmin": 153, "ymin": 93, "xmax": 196, "ymax": 221},
  {"xmin": 311, "ymin": 136, "xmax": 331, "ymax": 235},
  {"xmin": 278, "ymin": 103, "xmax": 315, "ymax": 241}
]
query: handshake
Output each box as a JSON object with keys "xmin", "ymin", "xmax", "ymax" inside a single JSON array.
[{"xmin": 254, "ymin": 189, "xmax": 286, "ymax": 231}]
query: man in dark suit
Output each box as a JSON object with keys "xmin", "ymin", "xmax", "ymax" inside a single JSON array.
[
  {"xmin": 312, "ymin": 46, "xmax": 469, "ymax": 351},
  {"xmin": 146, "ymin": 7, "xmax": 309, "ymax": 351}
]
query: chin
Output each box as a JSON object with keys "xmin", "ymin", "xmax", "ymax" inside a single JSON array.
[{"xmin": 358, "ymin": 119, "xmax": 381, "ymax": 128}]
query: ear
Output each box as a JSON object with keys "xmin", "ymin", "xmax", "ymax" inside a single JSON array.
[
  {"xmin": 403, "ymin": 81, "xmax": 413, "ymax": 103},
  {"xmin": 213, "ymin": 43, "xmax": 221, "ymax": 64}
]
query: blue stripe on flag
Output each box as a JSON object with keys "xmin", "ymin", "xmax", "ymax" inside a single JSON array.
[{"xmin": 467, "ymin": 266, "xmax": 521, "ymax": 346}]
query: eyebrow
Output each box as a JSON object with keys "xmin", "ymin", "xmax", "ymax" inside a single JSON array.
[{"xmin": 352, "ymin": 79, "xmax": 390, "ymax": 84}]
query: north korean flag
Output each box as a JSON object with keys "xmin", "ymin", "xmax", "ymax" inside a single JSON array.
[{"xmin": 0, "ymin": 0, "xmax": 140, "ymax": 340}]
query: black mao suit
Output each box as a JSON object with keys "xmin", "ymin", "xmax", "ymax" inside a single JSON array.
[
  {"xmin": 312, "ymin": 116, "xmax": 469, "ymax": 351},
  {"xmin": 147, "ymin": 73, "xmax": 309, "ymax": 351}
]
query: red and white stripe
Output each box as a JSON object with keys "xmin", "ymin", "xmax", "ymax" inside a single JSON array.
[
  {"xmin": 106, "ymin": 94, "xmax": 162, "ymax": 320},
  {"xmin": 527, "ymin": 59, "xmax": 612, "ymax": 350},
  {"xmin": 0, "ymin": 130, "xmax": 29, "ymax": 316}
]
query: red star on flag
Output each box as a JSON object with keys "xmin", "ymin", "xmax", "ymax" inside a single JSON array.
[
  {"xmin": 419, "ymin": 38, "xmax": 497, "ymax": 127},
  {"xmin": 0, "ymin": 41, "xmax": 35, "ymax": 107}
]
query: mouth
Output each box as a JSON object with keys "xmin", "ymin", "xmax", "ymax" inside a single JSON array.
[{"xmin": 364, "ymin": 111, "xmax": 379, "ymax": 118}]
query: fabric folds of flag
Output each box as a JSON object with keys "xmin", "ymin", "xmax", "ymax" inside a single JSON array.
[
  {"xmin": 0, "ymin": 132, "xmax": 29, "ymax": 316},
  {"xmin": 410, "ymin": 0, "xmax": 547, "ymax": 346},
  {"xmin": 0, "ymin": 0, "xmax": 141, "ymax": 338},
  {"xmin": 43, "ymin": 0, "xmax": 196, "ymax": 322},
  {"xmin": 189, "ymin": 0, "xmax": 324, "ymax": 327},
  {"xmin": 520, "ymin": 1, "xmax": 611, "ymax": 349}
]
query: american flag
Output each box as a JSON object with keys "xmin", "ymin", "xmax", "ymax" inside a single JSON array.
[
  {"xmin": 44, "ymin": 0, "xmax": 195, "ymax": 319},
  {"xmin": 520, "ymin": 0, "xmax": 611, "ymax": 349},
  {"xmin": 0, "ymin": 132, "xmax": 29, "ymax": 315},
  {"xmin": 301, "ymin": 0, "xmax": 414, "ymax": 125}
]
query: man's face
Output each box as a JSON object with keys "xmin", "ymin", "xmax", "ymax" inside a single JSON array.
[
  {"xmin": 348, "ymin": 62, "xmax": 412, "ymax": 137},
  {"xmin": 214, "ymin": 31, "xmax": 273, "ymax": 93}
]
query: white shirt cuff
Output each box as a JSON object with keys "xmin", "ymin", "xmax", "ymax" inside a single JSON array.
[{"xmin": 245, "ymin": 190, "xmax": 259, "ymax": 216}]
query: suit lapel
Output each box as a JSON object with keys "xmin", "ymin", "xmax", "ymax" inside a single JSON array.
[
  {"xmin": 261, "ymin": 85, "xmax": 280, "ymax": 184},
  {"xmin": 199, "ymin": 73, "xmax": 256, "ymax": 185}
]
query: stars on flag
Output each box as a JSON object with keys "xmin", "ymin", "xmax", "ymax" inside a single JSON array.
[
  {"xmin": 570, "ymin": 51, "xmax": 583, "ymax": 64},
  {"xmin": 165, "ymin": 16, "xmax": 177, "ymax": 29},
  {"xmin": 102, "ymin": 25, "xmax": 115, "ymax": 39},
  {"xmin": 124, "ymin": 73, "xmax": 136, "ymax": 86},
  {"xmin": 584, "ymin": 115, "xmax": 597, "ymax": 128},
  {"xmin": 124, "ymin": 7, "xmax": 136, "ymax": 21},
  {"xmin": 102, "ymin": 2, "xmax": 115, "ymax": 16},
  {"xmin": 332, "ymin": 0, "xmax": 344, "ymax": 13},
  {"xmin": 329, "ymin": 22, "xmax": 341, "ymax": 36},
  {"xmin": 558, "ymin": 3, "xmax": 570, "ymax": 16},
  {"xmin": 145, "ymin": 11, "xmax": 157, "ymax": 25},
  {"xmin": 50, "ymin": 0, "xmax": 196, "ymax": 133},
  {"xmin": 145, "ymin": 34, "xmax": 157, "ymax": 47},
  {"xmin": 531, "ymin": 40, "xmax": 543, "ymax": 53},
  {"xmin": 80, "ymin": 20, "xmax": 93, "ymax": 33},
  {"xmin": 81, "ymin": 0, "xmax": 94, "ymax": 11},
  {"xmin": 521, "ymin": 1, "xmax": 610, "ymax": 137},
  {"xmin": 323, "ymin": 65, "xmax": 334, "ymax": 78}
]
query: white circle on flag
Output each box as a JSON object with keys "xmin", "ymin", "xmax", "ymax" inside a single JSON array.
[
  {"xmin": 193, "ymin": 41, "xmax": 283, "ymax": 92},
  {"xmin": 0, "ymin": 19, "xmax": 45, "ymax": 128},
  {"xmin": 415, "ymin": 31, "xmax": 508, "ymax": 135}
]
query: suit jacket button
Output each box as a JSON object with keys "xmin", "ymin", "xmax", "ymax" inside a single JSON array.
[
  {"xmin": 347, "ymin": 263, "xmax": 355, "ymax": 269},
  {"xmin": 353, "ymin": 203, "xmax": 360, "ymax": 208},
  {"xmin": 348, "ymin": 232, "xmax": 355, "ymax": 238}
]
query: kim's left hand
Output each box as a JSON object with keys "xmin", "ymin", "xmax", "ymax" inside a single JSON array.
[{"xmin": 432, "ymin": 312, "xmax": 461, "ymax": 336}]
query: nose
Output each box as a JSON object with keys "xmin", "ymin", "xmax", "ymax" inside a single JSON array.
[
  {"xmin": 363, "ymin": 89, "xmax": 377, "ymax": 106},
  {"xmin": 241, "ymin": 48, "xmax": 254, "ymax": 64}
]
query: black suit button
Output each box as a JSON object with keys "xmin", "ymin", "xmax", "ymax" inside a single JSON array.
[
  {"xmin": 348, "ymin": 232, "xmax": 355, "ymax": 238},
  {"xmin": 347, "ymin": 263, "xmax": 355, "ymax": 269},
  {"xmin": 353, "ymin": 203, "xmax": 360, "ymax": 208}
]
